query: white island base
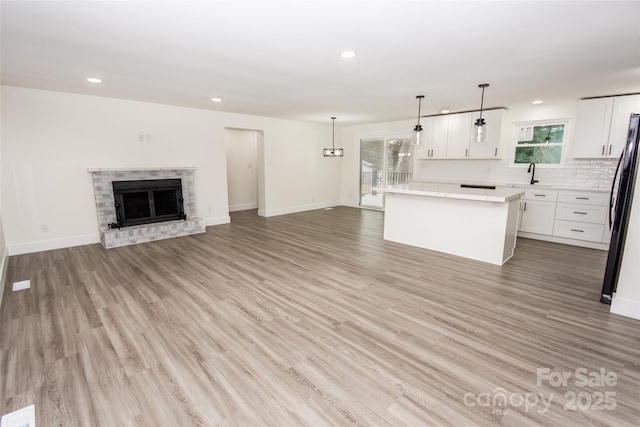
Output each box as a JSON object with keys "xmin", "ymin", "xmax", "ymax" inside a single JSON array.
[{"xmin": 382, "ymin": 184, "xmax": 523, "ymax": 265}]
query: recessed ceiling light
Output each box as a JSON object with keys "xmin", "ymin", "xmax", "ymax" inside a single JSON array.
[
  {"xmin": 532, "ymin": 100, "xmax": 543, "ymax": 105},
  {"xmin": 340, "ymin": 50, "xmax": 357, "ymax": 59},
  {"xmin": 87, "ymin": 77, "xmax": 102, "ymax": 84},
  {"xmin": 440, "ymin": 109, "xmax": 450, "ymax": 114},
  {"xmin": 211, "ymin": 97, "xmax": 222, "ymax": 102}
]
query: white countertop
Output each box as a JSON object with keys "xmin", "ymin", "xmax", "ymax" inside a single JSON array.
[
  {"xmin": 380, "ymin": 183, "xmax": 524, "ymax": 203},
  {"xmin": 410, "ymin": 179, "xmax": 610, "ymax": 193}
]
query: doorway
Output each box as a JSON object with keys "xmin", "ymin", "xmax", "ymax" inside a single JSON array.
[
  {"xmin": 225, "ymin": 128, "xmax": 264, "ymax": 213},
  {"xmin": 359, "ymin": 137, "xmax": 414, "ymax": 209}
]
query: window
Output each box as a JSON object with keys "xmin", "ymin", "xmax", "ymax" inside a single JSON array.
[{"xmin": 512, "ymin": 119, "xmax": 569, "ymax": 165}]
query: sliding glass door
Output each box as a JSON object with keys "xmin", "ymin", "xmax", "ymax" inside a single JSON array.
[{"xmin": 359, "ymin": 137, "xmax": 413, "ymax": 209}]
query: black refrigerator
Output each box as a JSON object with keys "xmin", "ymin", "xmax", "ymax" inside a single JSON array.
[{"xmin": 601, "ymin": 113, "xmax": 640, "ymax": 304}]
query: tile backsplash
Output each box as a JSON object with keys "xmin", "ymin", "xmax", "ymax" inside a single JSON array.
[{"xmin": 416, "ymin": 158, "xmax": 618, "ymax": 190}]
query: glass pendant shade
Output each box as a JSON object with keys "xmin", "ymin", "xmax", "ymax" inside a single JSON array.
[
  {"xmin": 413, "ymin": 124, "xmax": 423, "ymax": 146},
  {"xmin": 474, "ymin": 117, "xmax": 487, "ymax": 143}
]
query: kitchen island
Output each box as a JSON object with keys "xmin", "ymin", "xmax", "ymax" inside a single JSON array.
[{"xmin": 381, "ymin": 183, "xmax": 524, "ymax": 265}]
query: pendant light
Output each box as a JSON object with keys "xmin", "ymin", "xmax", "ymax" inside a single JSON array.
[
  {"xmin": 413, "ymin": 95, "xmax": 425, "ymax": 145},
  {"xmin": 474, "ymin": 83, "xmax": 490, "ymax": 143},
  {"xmin": 323, "ymin": 116, "xmax": 343, "ymax": 157}
]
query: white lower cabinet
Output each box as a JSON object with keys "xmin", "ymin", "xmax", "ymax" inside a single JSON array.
[
  {"xmin": 517, "ymin": 188, "xmax": 610, "ymax": 248},
  {"xmin": 554, "ymin": 220, "xmax": 605, "ymax": 242},
  {"xmin": 520, "ymin": 200, "xmax": 556, "ymax": 234}
]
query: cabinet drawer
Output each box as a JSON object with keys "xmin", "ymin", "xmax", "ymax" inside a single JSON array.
[
  {"xmin": 557, "ymin": 191, "xmax": 608, "ymax": 206},
  {"xmin": 524, "ymin": 189, "xmax": 558, "ymax": 202},
  {"xmin": 555, "ymin": 203, "xmax": 607, "ymax": 224},
  {"xmin": 553, "ymin": 220, "xmax": 604, "ymax": 242}
]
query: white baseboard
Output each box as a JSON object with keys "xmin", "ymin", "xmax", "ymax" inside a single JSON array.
[
  {"xmin": 340, "ymin": 200, "xmax": 360, "ymax": 208},
  {"xmin": 229, "ymin": 202, "xmax": 258, "ymax": 212},
  {"xmin": 7, "ymin": 233, "xmax": 101, "ymax": 256},
  {"xmin": 517, "ymin": 232, "xmax": 609, "ymax": 251},
  {"xmin": 205, "ymin": 215, "xmax": 231, "ymax": 226},
  {"xmin": 611, "ymin": 296, "xmax": 640, "ymax": 320},
  {"xmin": 258, "ymin": 201, "xmax": 341, "ymax": 218}
]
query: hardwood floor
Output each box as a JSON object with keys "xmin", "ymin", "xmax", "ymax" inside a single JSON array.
[{"xmin": 1, "ymin": 207, "xmax": 639, "ymax": 426}]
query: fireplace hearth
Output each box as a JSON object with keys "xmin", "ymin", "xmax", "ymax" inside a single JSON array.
[
  {"xmin": 111, "ymin": 179, "xmax": 186, "ymax": 228},
  {"xmin": 89, "ymin": 167, "xmax": 205, "ymax": 248}
]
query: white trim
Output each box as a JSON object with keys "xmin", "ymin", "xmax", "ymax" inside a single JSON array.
[
  {"xmin": 340, "ymin": 200, "xmax": 360, "ymax": 208},
  {"xmin": 7, "ymin": 233, "xmax": 101, "ymax": 256},
  {"xmin": 509, "ymin": 118, "xmax": 571, "ymax": 168},
  {"xmin": 87, "ymin": 166, "xmax": 196, "ymax": 172},
  {"xmin": 610, "ymin": 296, "xmax": 640, "ymax": 320},
  {"xmin": 517, "ymin": 231, "xmax": 609, "ymax": 250},
  {"xmin": 259, "ymin": 201, "xmax": 341, "ymax": 218},
  {"xmin": 229, "ymin": 202, "xmax": 258, "ymax": 212},
  {"xmin": 205, "ymin": 215, "xmax": 231, "ymax": 226}
]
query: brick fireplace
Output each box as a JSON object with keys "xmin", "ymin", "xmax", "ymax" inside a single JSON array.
[{"xmin": 89, "ymin": 167, "xmax": 206, "ymax": 248}]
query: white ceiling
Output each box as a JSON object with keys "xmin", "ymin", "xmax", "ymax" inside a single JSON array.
[{"xmin": 1, "ymin": 1, "xmax": 639, "ymax": 125}]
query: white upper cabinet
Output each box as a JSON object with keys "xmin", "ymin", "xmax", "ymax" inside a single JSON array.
[
  {"xmin": 572, "ymin": 94, "xmax": 640, "ymax": 159},
  {"xmin": 421, "ymin": 114, "xmax": 466, "ymax": 159},
  {"xmin": 446, "ymin": 113, "xmax": 472, "ymax": 158},
  {"xmin": 609, "ymin": 95, "xmax": 640, "ymax": 158},
  {"xmin": 468, "ymin": 109, "xmax": 505, "ymax": 159},
  {"xmin": 420, "ymin": 109, "xmax": 505, "ymax": 160},
  {"xmin": 422, "ymin": 115, "xmax": 448, "ymax": 159}
]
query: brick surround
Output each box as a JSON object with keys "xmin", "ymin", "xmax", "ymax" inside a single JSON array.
[{"xmin": 88, "ymin": 167, "xmax": 205, "ymax": 248}]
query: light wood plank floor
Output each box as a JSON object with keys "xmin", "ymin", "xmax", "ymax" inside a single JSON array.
[{"xmin": 1, "ymin": 207, "xmax": 639, "ymax": 426}]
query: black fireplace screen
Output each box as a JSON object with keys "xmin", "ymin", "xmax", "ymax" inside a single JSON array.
[{"xmin": 111, "ymin": 179, "xmax": 186, "ymax": 228}]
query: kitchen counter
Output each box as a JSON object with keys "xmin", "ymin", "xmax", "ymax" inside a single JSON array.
[
  {"xmin": 382, "ymin": 183, "xmax": 523, "ymax": 265},
  {"xmin": 382, "ymin": 182, "xmax": 524, "ymax": 202},
  {"xmin": 409, "ymin": 179, "xmax": 610, "ymax": 193}
]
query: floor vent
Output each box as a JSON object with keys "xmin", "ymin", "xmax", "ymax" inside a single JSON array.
[
  {"xmin": 12, "ymin": 280, "xmax": 31, "ymax": 292},
  {"xmin": 1, "ymin": 404, "xmax": 36, "ymax": 427}
]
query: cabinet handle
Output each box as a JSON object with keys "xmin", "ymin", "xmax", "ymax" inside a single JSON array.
[
  {"xmin": 494, "ymin": 147, "xmax": 498, "ymax": 156},
  {"xmin": 430, "ymin": 149, "xmax": 433, "ymax": 157},
  {"xmin": 575, "ymin": 197, "xmax": 589, "ymax": 200},
  {"xmin": 608, "ymin": 145, "xmax": 612, "ymax": 156},
  {"xmin": 534, "ymin": 194, "xmax": 546, "ymax": 197},
  {"xmin": 465, "ymin": 148, "xmax": 468, "ymax": 157},
  {"xmin": 570, "ymin": 229, "xmax": 585, "ymax": 233},
  {"xmin": 523, "ymin": 202, "xmax": 527, "ymax": 212},
  {"xmin": 602, "ymin": 145, "xmax": 605, "ymax": 156},
  {"xmin": 573, "ymin": 211, "xmax": 587, "ymax": 215}
]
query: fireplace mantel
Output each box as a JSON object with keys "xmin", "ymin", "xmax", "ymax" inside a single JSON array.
[
  {"xmin": 89, "ymin": 167, "xmax": 205, "ymax": 248},
  {"xmin": 88, "ymin": 166, "xmax": 196, "ymax": 173}
]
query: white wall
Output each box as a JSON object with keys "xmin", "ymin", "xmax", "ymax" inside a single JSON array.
[
  {"xmin": 0, "ymin": 211, "xmax": 6, "ymax": 310},
  {"xmin": 1, "ymin": 86, "xmax": 341, "ymax": 254},
  {"xmin": 225, "ymin": 128, "xmax": 258, "ymax": 212},
  {"xmin": 0, "ymin": 84, "xmax": 6, "ymax": 311},
  {"xmin": 339, "ymin": 100, "xmax": 617, "ymax": 206}
]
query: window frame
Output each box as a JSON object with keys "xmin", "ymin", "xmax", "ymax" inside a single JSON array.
[{"xmin": 510, "ymin": 118, "xmax": 570, "ymax": 168}]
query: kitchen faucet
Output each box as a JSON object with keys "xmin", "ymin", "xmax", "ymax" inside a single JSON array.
[{"xmin": 527, "ymin": 162, "xmax": 538, "ymax": 184}]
